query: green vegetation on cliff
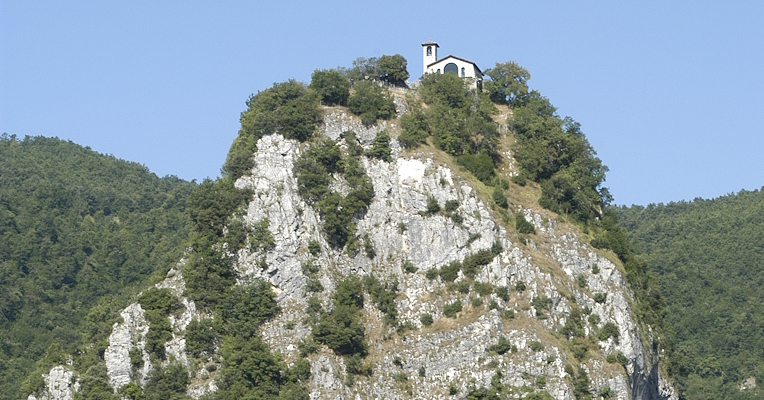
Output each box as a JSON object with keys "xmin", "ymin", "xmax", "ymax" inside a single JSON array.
[
  {"xmin": 0, "ymin": 134, "xmax": 195, "ymax": 400},
  {"xmin": 616, "ymin": 191, "xmax": 764, "ymax": 399}
]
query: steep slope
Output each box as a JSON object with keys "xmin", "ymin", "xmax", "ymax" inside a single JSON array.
[
  {"xmin": 27, "ymin": 81, "xmax": 676, "ymax": 399},
  {"xmin": 616, "ymin": 192, "xmax": 764, "ymax": 399}
]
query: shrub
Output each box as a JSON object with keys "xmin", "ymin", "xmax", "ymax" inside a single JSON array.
[
  {"xmin": 457, "ymin": 153, "xmax": 496, "ymax": 184},
  {"xmin": 467, "ymin": 232, "xmax": 481, "ymax": 245},
  {"xmin": 492, "ymin": 187, "xmax": 508, "ymax": 208},
  {"xmin": 348, "ymin": 80, "xmax": 395, "ymax": 126},
  {"xmin": 576, "ymin": 274, "xmax": 587, "ymax": 288},
  {"xmin": 599, "ymin": 386, "xmax": 614, "ymax": 399},
  {"xmin": 403, "ymin": 259, "xmax": 418, "ymax": 273},
  {"xmin": 597, "ymin": 322, "xmax": 620, "ymax": 342},
  {"xmin": 220, "ymin": 280, "xmax": 280, "ymax": 338},
  {"xmin": 491, "ymin": 240, "xmax": 503, "ymax": 255},
  {"xmin": 307, "ymin": 239, "xmax": 321, "ymax": 256},
  {"xmin": 593, "ymin": 293, "xmax": 607, "ymax": 304},
  {"xmin": 393, "ymin": 371, "xmax": 408, "ymax": 383},
  {"xmin": 298, "ymin": 338, "xmax": 320, "ymax": 357},
  {"xmin": 313, "ymin": 296, "xmax": 367, "ymax": 355},
  {"xmin": 249, "ymin": 218, "xmax": 276, "ymax": 253},
  {"xmin": 439, "ymin": 260, "xmax": 461, "ymax": 282},
  {"xmin": 473, "ymin": 281, "xmax": 494, "ymax": 296},
  {"xmin": 515, "ymin": 280, "xmax": 526, "ymax": 292},
  {"xmin": 495, "ymin": 286, "xmax": 509, "ymax": 301},
  {"xmin": 529, "ymin": 341, "xmax": 544, "ymax": 352},
  {"xmin": 573, "ymin": 368, "xmax": 591, "ymax": 400},
  {"xmin": 462, "ymin": 248, "xmax": 497, "ymax": 278},
  {"xmin": 587, "ymin": 313, "xmax": 601, "ymax": 326},
  {"xmin": 616, "ymin": 351, "xmax": 628, "ymax": 366},
  {"xmin": 310, "ymin": 68, "xmax": 350, "ymax": 106},
  {"xmin": 451, "ymin": 212, "xmax": 464, "ymax": 224},
  {"xmin": 186, "ymin": 318, "xmax": 218, "ymax": 358},
  {"xmin": 537, "ymin": 375, "xmax": 547, "ymax": 389},
  {"xmin": 443, "ymin": 300, "xmax": 463, "ymax": 318},
  {"xmin": 345, "ymin": 353, "xmax": 372, "ymax": 377},
  {"xmin": 515, "ymin": 213, "xmax": 536, "ymax": 234},
  {"xmin": 398, "ymin": 103, "xmax": 429, "ymax": 149},
  {"xmin": 366, "ymin": 129, "xmax": 392, "ymax": 162},
  {"xmin": 572, "ymin": 341, "xmax": 589, "ymax": 360},
  {"xmin": 363, "ymin": 234, "xmax": 376, "ymax": 259},
  {"xmin": 449, "ymin": 383, "xmax": 458, "ymax": 395},
  {"xmin": 493, "ymin": 177, "xmax": 510, "ymax": 190},
  {"xmin": 531, "ymin": 296, "xmax": 552, "ymax": 312},
  {"xmin": 487, "ymin": 336, "xmax": 512, "ymax": 355},
  {"xmin": 511, "ymin": 173, "xmax": 527, "ymax": 186},
  {"xmin": 590, "ymin": 235, "xmax": 609, "ymax": 249},
  {"xmin": 305, "ymin": 277, "xmax": 324, "ymax": 293},
  {"xmin": 420, "ymin": 313, "xmax": 434, "ymax": 327},
  {"xmin": 426, "ymin": 195, "xmax": 441, "ymax": 214},
  {"xmin": 364, "ymin": 275, "xmax": 398, "ymax": 326},
  {"xmin": 445, "ymin": 199, "xmax": 460, "ymax": 212},
  {"xmin": 139, "ymin": 288, "xmax": 180, "ymax": 361},
  {"xmin": 425, "ymin": 268, "xmax": 439, "ymax": 280}
]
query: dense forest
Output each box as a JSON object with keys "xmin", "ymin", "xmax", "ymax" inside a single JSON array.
[
  {"xmin": 0, "ymin": 135, "xmax": 195, "ymax": 399},
  {"xmin": 616, "ymin": 191, "xmax": 764, "ymax": 399}
]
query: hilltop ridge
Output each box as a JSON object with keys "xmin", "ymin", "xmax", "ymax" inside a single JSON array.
[{"xmin": 24, "ymin": 57, "xmax": 675, "ymax": 400}]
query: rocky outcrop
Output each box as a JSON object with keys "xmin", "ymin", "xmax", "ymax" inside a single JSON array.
[
  {"xmin": 30, "ymin": 101, "xmax": 676, "ymax": 400},
  {"xmin": 26, "ymin": 366, "xmax": 78, "ymax": 400},
  {"xmin": 230, "ymin": 127, "xmax": 676, "ymax": 399}
]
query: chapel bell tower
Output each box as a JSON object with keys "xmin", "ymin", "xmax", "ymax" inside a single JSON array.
[{"xmin": 422, "ymin": 40, "xmax": 439, "ymax": 74}]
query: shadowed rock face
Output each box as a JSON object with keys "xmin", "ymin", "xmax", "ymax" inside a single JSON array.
[{"xmin": 30, "ymin": 109, "xmax": 677, "ymax": 400}]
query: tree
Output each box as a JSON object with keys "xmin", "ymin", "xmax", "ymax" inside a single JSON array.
[
  {"xmin": 376, "ymin": 54, "xmax": 409, "ymax": 86},
  {"xmin": 347, "ymin": 80, "xmax": 396, "ymax": 126},
  {"xmin": 366, "ymin": 130, "xmax": 392, "ymax": 162},
  {"xmin": 484, "ymin": 61, "xmax": 530, "ymax": 106},
  {"xmin": 309, "ymin": 69, "xmax": 349, "ymax": 106}
]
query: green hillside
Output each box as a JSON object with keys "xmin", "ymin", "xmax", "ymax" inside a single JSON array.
[
  {"xmin": 615, "ymin": 191, "xmax": 764, "ymax": 399},
  {"xmin": 0, "ymin": 134, "xmax": 195, "ymax": 399}
]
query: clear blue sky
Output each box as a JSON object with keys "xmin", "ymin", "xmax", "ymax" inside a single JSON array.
[{"xmin": 2, "ymin": 1, "xmax": 763, "ymax": 206}]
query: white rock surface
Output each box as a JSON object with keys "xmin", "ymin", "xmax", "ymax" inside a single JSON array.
[
  {"xmin": 31, "ymin": 110, "xmax": 677, "ymax": 399},
  {"xmin": 104, "ymin": 303, "xmax": 152, "ymax": 389},
  {"xmin": 26, "ymin": 366, "xmax": 78, "ymax": 400}
]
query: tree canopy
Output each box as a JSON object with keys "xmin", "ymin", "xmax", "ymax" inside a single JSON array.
[
  {"xmin": 0, "ymin": 135, "xmax": 194, "ymax": 399},
  {"xmin": 617, "ymin": 191, "xmax": 764, "ymax": 399},
  {"xmin": 484, "ymin": 61, "xmax": 530, "ymax": 106},
  {"xmin": 376, "ymin": 54, "xmax": 409, "ymax": 87}
]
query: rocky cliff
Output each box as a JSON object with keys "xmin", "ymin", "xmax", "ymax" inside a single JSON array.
[{"xmin": 28, "ymin": 90, "xmax": 676, "ymax": 400}]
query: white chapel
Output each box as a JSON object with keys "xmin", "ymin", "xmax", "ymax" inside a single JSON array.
[{"xmin": 422, "ymin": 41, "xmax": 483, "ymax": 90}]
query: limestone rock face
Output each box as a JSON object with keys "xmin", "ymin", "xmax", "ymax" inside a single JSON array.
[
  {"xmin": 228, "ymin": 130, "xmax": 677, "ymax": 400},
  {"xmin": 104, "ymin": 303, "xmax": 152, "ymax": 389},
  {"xmin": 30, "ymin": 108, "xmax": 677, "ymax": 400},
  {"xmin": 26, "ymin": 366, "xmax": 78, "ymax": 400}
]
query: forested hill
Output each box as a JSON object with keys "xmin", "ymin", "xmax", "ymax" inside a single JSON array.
[
  {"xmin": 615, "ymin": 190, "xmax": 764, "ymax": 400},
  {"xmin": 0, "ymin": 134, "xmax": 195, "ymax": 399}
]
